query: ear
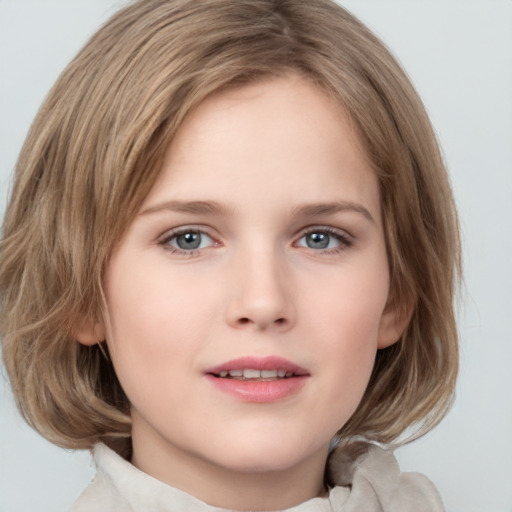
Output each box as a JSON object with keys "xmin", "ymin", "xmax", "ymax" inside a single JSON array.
[
  {"xmin": 76, "ymin": 321, "xmax": 106, "ymax": 346},
  {"xmin": 377, "ymin": 294, "xmax": 414, "ymax": 349}
]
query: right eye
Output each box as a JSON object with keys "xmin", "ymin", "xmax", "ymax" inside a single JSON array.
[{"xmin": 160, "ymin": 229, "xmax": 216, "ymax": 254}]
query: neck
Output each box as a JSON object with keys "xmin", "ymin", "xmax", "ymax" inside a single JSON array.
[{"xmin": 131, "ymin": 428, "xmax": 329, "ymax": 510}]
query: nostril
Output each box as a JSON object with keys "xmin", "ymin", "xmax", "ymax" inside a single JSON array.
[{"xmin": 236, "ymin": 316, "xmax": 287, "ymax": 327}]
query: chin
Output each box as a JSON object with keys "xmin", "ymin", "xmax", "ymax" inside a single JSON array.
[{"xmin": 207, "ymin": 435, "xmax": 324, "ymax": 474}]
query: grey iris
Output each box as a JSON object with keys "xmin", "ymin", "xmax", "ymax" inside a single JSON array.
[
  {"xmin": 306, "ymin": 232, "xmax": 329, "ymax": 249},
  {"xmin": 176, "ymin": 232, "xmax": 202, "ymax": 250}
]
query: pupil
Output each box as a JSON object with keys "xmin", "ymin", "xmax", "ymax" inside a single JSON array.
[
  {"xmin": 307, "ymin": 232, "xmax": 329, "ymax": 249},
  {"xmin": 177, "ymin": 232, "xmax": 201, "ymax": 250}
]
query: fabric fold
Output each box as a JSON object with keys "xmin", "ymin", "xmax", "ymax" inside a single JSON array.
[{"xmin": 70, "ymin": 442, "xmax": 444, "ymax": 511}]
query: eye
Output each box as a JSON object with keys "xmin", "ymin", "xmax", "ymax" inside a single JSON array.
[
  {"xmin": 160, "ymin": 229, "xmax": 216, "ymax": 253},
  {"xmin": 295, "ymin": 228, "xmax": 352, "ymax": 252}
]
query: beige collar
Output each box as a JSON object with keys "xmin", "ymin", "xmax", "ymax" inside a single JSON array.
[{"xmin": 71, "ymin": 442, "xmax": 444, "ymax": 511}]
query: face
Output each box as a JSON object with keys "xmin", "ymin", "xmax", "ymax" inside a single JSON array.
[{"xmin": 82, "ymin": 75, "xmax": 405, "ymax": 505}]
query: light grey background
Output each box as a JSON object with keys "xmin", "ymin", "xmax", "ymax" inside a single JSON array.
[{"xmin": 1, "ymin": 1, "xmax": 511, "ymax": 511}]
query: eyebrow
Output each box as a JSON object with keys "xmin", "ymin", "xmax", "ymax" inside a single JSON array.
[
  {"xmin": 139, "ymin": 199, "xmax": 374, "ymax": 223},
  {"xmin": 139, "ymin": 200, "xmax": 231, "ymax": 217},
  {"xmin": 292, "ymin": 201, "xmax": 375, "ymax": 223}
]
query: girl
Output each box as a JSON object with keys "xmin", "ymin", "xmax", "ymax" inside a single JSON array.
[{"xmin": 0, "ymin": 0, "xmax": 460, "ymax": 510}]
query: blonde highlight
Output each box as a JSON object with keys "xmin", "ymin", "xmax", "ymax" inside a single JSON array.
[{"xmin": 1, "ymin": 0, "xmax": 460, "ymax": 455}]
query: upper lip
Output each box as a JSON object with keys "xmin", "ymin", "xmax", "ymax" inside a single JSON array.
[{"xmin": 204, "ymin": 356, "xmax": 309, "ymax": 376}]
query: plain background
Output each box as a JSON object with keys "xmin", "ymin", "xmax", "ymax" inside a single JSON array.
[{"xmin": 0, "ymin": 1, "xmax": 511, "ymax": 511}]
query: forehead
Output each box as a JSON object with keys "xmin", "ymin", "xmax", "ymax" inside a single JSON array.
[
  {"xmin": 142, "ymin": 75, "xmax": 380, "ymax": 223},
  {"xmin": 170, "ymin": 76, "xmax": 363, "ymax": 160}
]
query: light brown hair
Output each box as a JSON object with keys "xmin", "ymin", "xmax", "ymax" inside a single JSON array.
[{"xmin": 0, "ymin": 0, "xmax": 460, "ymax": 457}]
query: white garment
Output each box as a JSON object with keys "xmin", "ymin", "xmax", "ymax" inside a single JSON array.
[{"xmin": 70, "ymin": 442, "xmax": 445, "ymax": 511}]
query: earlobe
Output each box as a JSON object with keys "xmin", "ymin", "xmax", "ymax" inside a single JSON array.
[
  {"xmin": 377, "ymin": 297, "xmax": 414, "ymax": 349},
  {"xmin": 76, "ymin": 322, "xmax": 106, "ymax": 346}
]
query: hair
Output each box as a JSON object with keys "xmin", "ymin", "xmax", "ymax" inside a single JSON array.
[{"xmin": 0, "ymin": 0, "xmax": 460, "ymax": 458}]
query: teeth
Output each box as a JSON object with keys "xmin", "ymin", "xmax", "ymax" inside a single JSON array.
[
  {"xmin": 243, "ymin": 369, "xmax": 261, "ymax": 379},
  {"xmin": 218, "ymin": 369, "xmax": 294, "ymax": 380}
]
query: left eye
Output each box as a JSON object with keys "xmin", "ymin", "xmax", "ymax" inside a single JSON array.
[
  {"xmin": 296, "ymin": 230, "xmax": 347, "ymax": 250},
  {"xmin": 164, "ymin": 230, "xmax": 215, "ymax": 251}
]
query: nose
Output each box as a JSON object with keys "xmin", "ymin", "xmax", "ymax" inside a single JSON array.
[{"xmin": 225, "ymin": 246, "xmax": 296, "ymax": 332}]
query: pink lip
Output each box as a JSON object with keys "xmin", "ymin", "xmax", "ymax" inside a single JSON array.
[
  {"xmin": 204, "ymin": 356, "xmax": 309, "ymax": 403},
  {"xmin": 205, "ymin": 356, "xmax": 309, "ymax": 375}
]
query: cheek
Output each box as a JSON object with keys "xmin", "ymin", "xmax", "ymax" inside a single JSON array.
[
  {"xmin": 311, "ymin": 315, "xmax": 379, "ymax": 432},
  {"xmin": 102, "ymin": 261, "xmax": 206, "ymax": 411},
  {"xmin": 103, "ymin": 254, "xmax": 215, "ymax": 370},
  {"xmin": 301, "ymin": 260, "xmax": 389, "ymax": 418},
  {"xmin": 302, "ymin": 255, "xmax": 390, "ymax": 343}
]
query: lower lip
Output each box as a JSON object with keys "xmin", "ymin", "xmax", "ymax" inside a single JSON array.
[{"xmin": 205, "ymin": 375, "xmax": 309, "ymax": 403}]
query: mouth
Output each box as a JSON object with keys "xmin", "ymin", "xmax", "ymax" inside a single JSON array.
[
  {"xmin": 210, "ymin": 369, "xmax": 303, "ymax": 380},
  {"xmin": 205, "ymin": 356, "xmax": 309, "ymax": 380},
  {"xmin": 204, "ymin": 356, "xmax": 309, "ymax": 402}
]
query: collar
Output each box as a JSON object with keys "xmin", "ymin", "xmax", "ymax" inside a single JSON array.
[{"xmin": 72, "ymin": 442, "xmax": 444, "ymax": 511}]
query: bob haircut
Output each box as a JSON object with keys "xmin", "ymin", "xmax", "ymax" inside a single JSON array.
[{"xmin": 0, "ymin": 0, "xmax": 460, "ymax": 457}]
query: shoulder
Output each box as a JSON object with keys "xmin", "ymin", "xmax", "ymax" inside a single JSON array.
[
  {"xmin": 327, "ymin": 441, "xmax": 445, "ymax": 512},
  {"xmin": 70, "ymin": 477, "xmax": 125, "ymax": 512},
  {"xmin": 69, "ymin": 444, "xmax": 131, "ymax": 511},
  {"xmin": 68, "ymin": 443, "xmax": 213, "ymax": 511}
]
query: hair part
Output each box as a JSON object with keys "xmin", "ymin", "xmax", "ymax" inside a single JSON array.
[{"xmin": 0, "ymin": 0, "xmax": 460, "ymax": 455}]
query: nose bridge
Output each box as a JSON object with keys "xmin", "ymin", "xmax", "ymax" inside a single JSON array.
[{"xmin": 226, "ymin": 240, "xmax": 295, "ymax": 331}]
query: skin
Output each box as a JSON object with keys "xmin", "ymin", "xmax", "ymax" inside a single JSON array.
[{"xmin": 79, "ymin": 74, "xmax": 407, "ymax": 510}]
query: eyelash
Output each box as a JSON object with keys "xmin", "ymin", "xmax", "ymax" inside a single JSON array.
[
  {"xmin": 158, "ymin": 227, "xmax": 217, "ymax": 258},
  {"xmin": 158, "ymin": 226, "xmax": 353, "ymax": 256},
  {"xmin": 296, "ymin": 226, "xmax": 353, "ymax": 254}
]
